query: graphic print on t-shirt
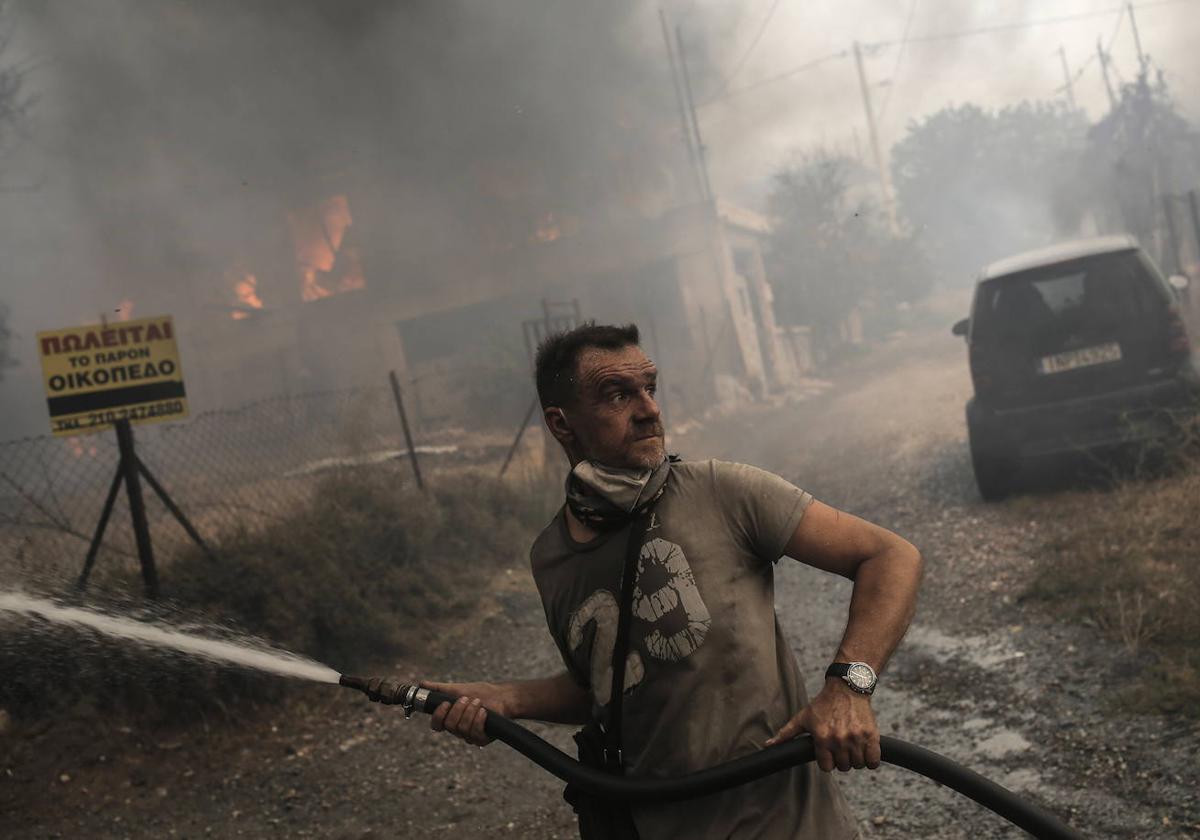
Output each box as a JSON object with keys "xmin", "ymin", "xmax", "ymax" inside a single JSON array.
[
  {"xmin": 567, "ymin": 590, "xmax": 646, "ymax": 706},
  {"xmin": 566, "ymin": 536, "xmax": 711, "ymax": 704},
  {"xmin": 632, "ymin": 537, "xmax": 711, "ymax": 661}
]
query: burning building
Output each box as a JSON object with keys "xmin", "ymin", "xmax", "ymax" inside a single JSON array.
[{"xmin": 18, "ymin": 0, "xmax": 808, "ymax": 432}]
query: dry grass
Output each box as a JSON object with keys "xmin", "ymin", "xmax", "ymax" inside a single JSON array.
[
  {"xmin": 165, "ymin": 467, "xmax": 551, "ymax": 667},
  {"xmin": 0, "ymin": 466, "xmax": 554, "ymax": 723},
  {"xmin": 1028, "ymin": 416, "xmax": 1200, "ymax": 715}
]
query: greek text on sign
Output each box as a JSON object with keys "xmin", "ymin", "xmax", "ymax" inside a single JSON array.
[{"xmin": 37, "ymin": 315, "xmax": 188, "ymax": 436}]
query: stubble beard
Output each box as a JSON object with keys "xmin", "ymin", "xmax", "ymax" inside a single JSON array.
[{"xmin": 626, "ymin": 435, "xmax": 666, "ymax": 470}]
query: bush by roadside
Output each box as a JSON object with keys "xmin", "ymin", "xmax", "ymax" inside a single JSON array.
[
  {"xmin": 166, "ymin": 468, "xmax": 548, "ymax": 668},
  {"xmin": 1026, "ymin": 446, "xmax": 1200, "ymax": 716},
  {"xmin": 0, "ymin": 467, "xmax": 552, "ymax": 724}
]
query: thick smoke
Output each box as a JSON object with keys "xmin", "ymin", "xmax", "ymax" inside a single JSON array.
[
  {"xmin": 0, "ymin": 0, "xmax": 702, "ymax": 436},
  {"xmin": 0, "ymin": 1, "xmax": 1197, "ymax": 437}
]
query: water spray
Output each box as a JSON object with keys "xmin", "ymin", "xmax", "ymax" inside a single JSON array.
[
  {"xmin": 0, "ymin": 592, "xmax": 340, "ymax": 684},
  {"xmin": 339, "ymin": 675, "xmax": 1083, "ymax": 840}
]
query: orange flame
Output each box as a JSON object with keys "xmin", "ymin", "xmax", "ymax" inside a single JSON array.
[
  {"xmin": 114, "ymin": 300, "xmax": 135, "ymax": 322},
  {"xmin": 231, "ymin": 272, "xmax": 264, "ymax": 320},
  {"xmin": 289, "ymin": 194, "xmax": 366, "ymax": 302},
  {"xmin": 66, "ymin": 436, "xmax": 98, "ymax": 458},
  {"xmin": 531, "ymin": 212, "xmax": 562, "ymax": 244}
]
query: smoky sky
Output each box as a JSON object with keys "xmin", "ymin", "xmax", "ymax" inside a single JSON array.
[
  {"xmin": 4, "ymin": 0, "xmax": 1197, "ymax": 318},
  {"xmin": 688, "ymin": 0, "xmax": 1200, "ymax": 203},
  {"xmin": 0, "ymin": 0, "xmax": 697, "ymax": 435},
  {"xmin": 0, "ymin": 0, "xmax": 1198, "ymax": 438},
  {"xmin": 9, "ymin": 1, "xmax": 689, "ymax": 305}
]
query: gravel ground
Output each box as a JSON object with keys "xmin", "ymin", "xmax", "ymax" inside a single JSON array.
[{"xmin": 5, "ymin": 312, "xmax": 1199, "ymax": 839}]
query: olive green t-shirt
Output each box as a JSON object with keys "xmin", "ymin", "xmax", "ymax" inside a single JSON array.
[{"xmin": 530, "ymin": 459, "xmax": 859, "ymax": 840}]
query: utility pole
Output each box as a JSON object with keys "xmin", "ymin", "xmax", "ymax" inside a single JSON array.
[
  {"xmin": 660, "ymin": 9, "xmax": 706, "ymax": 203},
  {"xmin": 675, "ymin": 25, "xmax": 714, "ymax": 202},
  {"xmin": 1097, "ymin": 39, "xmax": 1117, "ymax": 110},
  {"xmin": 852, "ymin": 41, "xmax": 897, "ymax": 234},
  {"xmin": 1128, "ymin": 1, "xmax": 1147, "ymax": 76},
  {"xmin": 1057, "ymin": 46, "xmax": 1077, "ymax": 110}
]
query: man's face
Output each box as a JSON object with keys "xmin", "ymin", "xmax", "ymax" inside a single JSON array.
[{"xmin": 558, "ymin": 344, "xmax": 665, "ymax": 470}]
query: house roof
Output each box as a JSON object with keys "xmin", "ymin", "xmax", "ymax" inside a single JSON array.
[{"xmin": 981, "ymin": 235, "xmax": 1139, "ymax": 280}]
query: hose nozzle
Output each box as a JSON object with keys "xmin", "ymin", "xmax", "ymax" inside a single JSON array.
[{"xmin": 339, "ymin": 674, "xmax": 434, "ymax": 719}]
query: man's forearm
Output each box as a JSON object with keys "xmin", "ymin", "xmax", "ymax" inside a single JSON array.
[
  {"xmin": 834, "ymin": 539, "xmax": 923, "ymax": 673},
  {"xmin": 502, "ymin": 671, "xmax": 592, "ymax": 725}
]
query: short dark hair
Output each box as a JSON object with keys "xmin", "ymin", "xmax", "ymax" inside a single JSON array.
[{"xmin": 535, "ymin": 321, "xmax": 640, "ymax": 408}]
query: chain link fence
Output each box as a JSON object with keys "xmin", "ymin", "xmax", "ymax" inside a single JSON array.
[{"xmin": 0, "ymin": 385, "xmax": 547, "ymax": 591}]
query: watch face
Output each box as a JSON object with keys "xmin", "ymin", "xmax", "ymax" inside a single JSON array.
[{"xmin": 847, "ymin": 663, "xmax": 875, "ymax": 690}]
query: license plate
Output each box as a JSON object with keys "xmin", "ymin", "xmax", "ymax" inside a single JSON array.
[{"xmin": 1038, "ymin": 342, "xmax": 1122, "ymax": 374}]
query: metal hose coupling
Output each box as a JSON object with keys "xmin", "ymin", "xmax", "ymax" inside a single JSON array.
[{"xmin": 339, "ymin": 675, "xmax": 433, "ymax": 719}]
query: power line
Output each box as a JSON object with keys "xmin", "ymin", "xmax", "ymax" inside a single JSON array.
[
  {"xmin": 877, "ymin": 0, "xmax": 918, "ymax": 121},
  {"xmin": 1054, "ymin": 47, "xmax": 1098, "ymax": 96},
  {"xmin": 1051, "ymin": 2, "xmax": 1144, "ymax": 99},
  {"xmin": 1104, "ymin": 4, "xmax": 1126, "ymax": 52},
  {"xmin": 864, "ymin": 0, "xmax": 1194, "ymax": 49},
  {"xmin": 697, "ymin": 50, "xmax": 846, "ymax": 107},
  {"xmin": 711, "ymin": 0, "xmax": 786, "ymax": 98},
  {"xmin": 697, "ymin": 0, "xmax": 1192, "ymax": 110}
]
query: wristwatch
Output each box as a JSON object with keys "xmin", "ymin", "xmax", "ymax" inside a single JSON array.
[{"xmin": 825, "ymin": 661, "xmax": 877, "ymax": 695}]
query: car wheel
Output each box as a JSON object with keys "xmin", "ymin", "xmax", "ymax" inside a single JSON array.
[
  {"xmin": 966, "ymin": 403, "xmax": 1016, "ymax": 501},
  {"xmin": 970, "ymin": 446, "xmax": 1013, "ymax": 501}
]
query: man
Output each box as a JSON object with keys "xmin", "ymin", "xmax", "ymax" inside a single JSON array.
[{"xmin": 422, "ymin": 323, "xmax": 922, "ymax": 839}]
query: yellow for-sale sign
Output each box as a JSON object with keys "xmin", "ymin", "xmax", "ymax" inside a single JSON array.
[{"xmin": 36, "ymin": 315, "xmax": 188, "ymax": 436}]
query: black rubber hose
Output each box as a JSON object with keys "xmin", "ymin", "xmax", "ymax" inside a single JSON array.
[{"xmin": 416, "ymin": 687, "xmax": 1082, "ymax": 840}]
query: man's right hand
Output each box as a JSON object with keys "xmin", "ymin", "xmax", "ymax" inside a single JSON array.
[{"xmin": 419, "ymin": 680, "xmax": 516, "ymax": 747}]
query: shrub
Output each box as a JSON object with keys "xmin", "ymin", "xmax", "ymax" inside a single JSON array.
[
  {"xmin": 1027, "ymin": 426, "xmax": 1200, "ymax": 715},
  {"xmin": 0, "ymin": 467, "xmax": 549, "ymax": 723},
  {"xmin": 165, "ymin": 468, "xmax": 546, "ymax": 669}
]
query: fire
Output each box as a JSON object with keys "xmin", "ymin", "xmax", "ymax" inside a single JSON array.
[
  {"xmin": 289, "ymin": 194, "xmax": 367, "ymax": 302},
  {"xmin": 66, "ymin": 436, "xmax": 98, "ymax": 459},
  {"xmin": 528, "ymin": 212, "xmax": 580, "ymax": 245},
  {"xmin": 231, "ymin": 272, "xmax": 264, "ymax": 320},
  {"xmin": 301, "ymin": 270, "xmax": 334, "ymax": 302},
  {"xmin": 531, "ymin": 212, "xmax": 562, "ymax": 244}
]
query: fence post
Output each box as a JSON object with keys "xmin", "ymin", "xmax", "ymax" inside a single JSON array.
[
  {"xmin": 1188, "ymin": 190, "xmax": 1200, "ymax": 269},
  {"xmin": 1163, "ymin": 194, "xmax": 1183, "ymax": 275},
  {"xmin": 115, "ymin": 419, "xmax": 159, "ymax": 598},
  {"xmin": 499, "ymin": 395, "xmax": 540, "ymax": 478},
  {"xmin": 388, "ymin": 371, "xmax": 424, "ymax": 491}
]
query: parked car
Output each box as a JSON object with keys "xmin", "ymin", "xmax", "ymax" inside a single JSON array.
[{"xmin": 952, "ymin": 235, "xmax": 1199, "ymax": 500}]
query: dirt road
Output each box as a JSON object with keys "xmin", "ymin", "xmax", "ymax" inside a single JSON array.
[{"xmin": 7, "ymin": 314, "xmax": 1199, "ymax": 839}]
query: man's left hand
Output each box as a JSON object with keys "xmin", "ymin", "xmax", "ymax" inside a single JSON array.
[{"xmin": 764, "ymin": 679, "xmax": 881, "ymax": 772}]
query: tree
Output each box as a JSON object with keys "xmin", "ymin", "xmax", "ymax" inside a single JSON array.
[
  {"xmin": 1083, "ymin": 70, "xmax": 1200, "ymax": 247},
  {"xmin": 890, "ymin": 102, "xmax": 1090, "ymax": 282},
  {"xmin": 765, "ymin": 150, "xmax": 930, "ymax": 354}
]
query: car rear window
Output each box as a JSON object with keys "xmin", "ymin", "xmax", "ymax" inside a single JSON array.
[{"xmin": 972, "ymin": 250, "xmax": 1166, "ymax": 341}]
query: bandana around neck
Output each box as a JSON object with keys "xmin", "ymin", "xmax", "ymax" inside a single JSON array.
[{"xmin": 565, "ymin": 456, "xmax": 674, "ymax": 530}]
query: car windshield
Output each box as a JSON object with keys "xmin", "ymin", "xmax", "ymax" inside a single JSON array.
[{"xmin": 973, "ymin": 250, "xmax": 1162, "ymax": 341}]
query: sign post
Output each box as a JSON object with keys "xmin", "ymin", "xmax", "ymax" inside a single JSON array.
[
  {"xmin": 115, "ymin": 418, "xmax": 159, "ymax": 598},
  {"xmin": 37, "ymin": 314, "xmax": 210, "ymax": 596}
]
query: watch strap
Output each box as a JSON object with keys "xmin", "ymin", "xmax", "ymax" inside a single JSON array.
[{"xmin": 825, "ymin": 663, "xmax": 852, "ymax": 680}]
